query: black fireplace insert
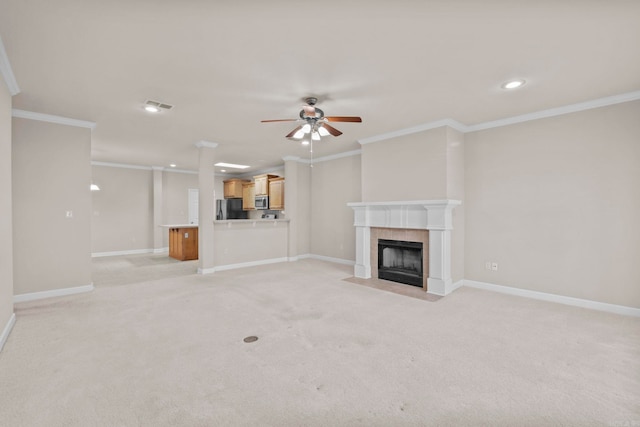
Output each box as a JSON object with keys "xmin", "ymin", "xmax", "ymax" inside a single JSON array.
[{"xmin": 377, "ymin": 239, "xmax": 423, "ymax": 287}]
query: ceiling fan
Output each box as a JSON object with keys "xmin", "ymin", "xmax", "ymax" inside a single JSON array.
[{"xmin": 261, "ymin": 97, "xmax": 362, "ymax": 142}]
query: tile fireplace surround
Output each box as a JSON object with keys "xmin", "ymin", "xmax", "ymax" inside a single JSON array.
[{"xmin": 348, "ymin": 200, "xmax": 461, "ymax": 296}]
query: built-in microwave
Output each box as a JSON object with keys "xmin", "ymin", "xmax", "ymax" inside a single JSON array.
[{"xmin": 255, "ymin": 195, "xmax": 269, "ymax": 210}]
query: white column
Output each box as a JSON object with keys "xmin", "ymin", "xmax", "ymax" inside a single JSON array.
[
  {"xmin": 195, "ymin": 141, "xmax": 218, "ymax": 274},
  {"xmin": 427, "ymin": 229, "xmax": 453, "ymax": 296},
  {"xmin": 354, "ymin": 226, "xmax": 371, "ymax": 278},
  {"xmin": 152, "ymin": 166, "xmax": 164, "ymax": 253}
]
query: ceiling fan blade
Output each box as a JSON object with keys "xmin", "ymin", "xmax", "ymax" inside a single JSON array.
[
  {"xmin": 286, "ymin": 125, "xmax": 303, "ymax": 138},
  {"xmin": 261, "ymin": 119, "xmax": 297, "ymax": 123},
  {"xmin": 321, "ymin": 123, "xmax": 343, "ymax": 137},
  {"xmin": 325, "ymin": 116, "xmax": 362, "ymax": 123},
  {"xmin": 302, "ymin": 105, "xmax": 315, "ymax": 116}
]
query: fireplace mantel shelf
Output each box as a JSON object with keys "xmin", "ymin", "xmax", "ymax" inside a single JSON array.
[
  {"xmin": 347, "ymin": 200, "xmax": 461, "ymax": 231},
  {"xmin": 348, "ymin": 199, "xmax": 461, "ymax": 297},
  {"xmin": 348, "ymin": 200, "xmax": 461, "ymax": 207}
]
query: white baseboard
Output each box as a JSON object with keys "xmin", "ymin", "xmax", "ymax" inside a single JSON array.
[
  {"xmin": 197, "ymin": 267, "xmax": 216, "ymax": 275},
  {"xmin": 0, "ymin": 313, "xmax": 16, "ymax": 353},
  {"xmin": 200, "ymin": 254, "xmax": 353, "ymax": 273},
  {"xmin": 305, "ymin": 254, "xmax": 356, "ymax": 266},
  {"xmin": 92, "ymin": 248, "xmax": 168, "ymax": 258},
  {"xmin": 14, "ymin": 283, "xmax": 95, "ymax": 303},
  {"xmin": 92, "ymin": 248, "xmax": 154, "ymax": 258},
  {"xmin": 452, "ymin": 279, "xmax": 465, "ymax": 292},
  {"xmin": 215, "ymin": 257, "xmax": 290, "ymax": 272},
  {"xmin": 464, "ymin": 280, "xmax": 640, "ymax": 317}
]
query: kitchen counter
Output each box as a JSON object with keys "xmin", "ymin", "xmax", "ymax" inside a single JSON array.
[
  {"xmin": 160, "ymin": 224, "xmax": 198, "ymax": 228},
  {"xmin": 214, "ymin": 218, "xmax": 289, "ymax": 224}
]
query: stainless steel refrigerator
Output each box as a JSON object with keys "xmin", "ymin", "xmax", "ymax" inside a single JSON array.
[{"xmin": 216, "ymin": 199, "xmax": 248, "ymax": 220}]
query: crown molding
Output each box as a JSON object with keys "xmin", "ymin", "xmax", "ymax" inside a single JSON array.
[
  {"xmin": 466, "ymin": 90, "xmax": 640, "ymax": 132},
  {"xmin": 358, "ymin": 119, "xmax": 468, "ymax": 145},
  {"xmin": 92, "ymin": 161, "xmax": 152, "ymax": 171},
  {"xmin": 12, "ymin": 109, "xmax": 97, "ymax": 130},
  {"xmin": 235, "ymin": 165, "xmax": 284, "ymax": 179},
  {"xmin": 92, "ymin": 161, "xmax": 198, "ymax": 174},
  {"xmin": 0, "ymin": 36, "xmax": 20, "ymax": 96},
  {"xmin": 357, "ymin": 90, "xmax": 640, "ymax": 145},
  {"xmin": 194, "ymin": 140, "xmax": 219, "ymax": 149},
  {"xmin": 314, "ymin": 149, "xmax": 362, "ymax": 163},
  {"xmin": 283, "ymin": 149, "xmax": 362, "ymax": 165}
]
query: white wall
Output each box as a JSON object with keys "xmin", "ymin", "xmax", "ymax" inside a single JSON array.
[
  {"xmin": 464, "ymin": 100, "xmax": 640, "ymax": 308},
  {"xmin": 0, "ymin": 73, "xmax": 14, "ymax": 348},
  {"xmin": 361, "ymin": 127, "xmax": 448, "ymax": 202},
  {"xmin": 310, "ymin": 154, "xmax": 361, "ymax": 261},
  {"xmin": 12, "ymin": 118, "xmax": 92, "ymax": 295},
  {"xmin": 91, "ymin": 165, "xmax": 153, "ymax": 254}
]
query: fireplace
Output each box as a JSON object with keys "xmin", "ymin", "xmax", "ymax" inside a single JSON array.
[
  {"xmin": 378, "ymin": 239, "xmax": 423, "ymax": 287},
  {"xmin": 348, "ymin": 200, "xmax": 461, "ymax": 296}
]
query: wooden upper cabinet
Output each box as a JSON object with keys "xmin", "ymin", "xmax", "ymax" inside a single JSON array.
[
  {"xmin": 242, "ymin": 182, "xmax": 255, "ymax": 210},
  {"xmin": 268, "ymin": 177, "xmax": 285, "ymax": 210},
  {"xmin": 223, "ymin": 179, "xmax": 249, "ymax": 199},
  {"xmin": 253, "ymin": 174, "xmax": 279, "ymax": 196}
]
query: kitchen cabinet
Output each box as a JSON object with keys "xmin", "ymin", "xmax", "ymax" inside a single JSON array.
[
  {"xmin": 223, "ymin": 179, "xmax": 250, "ymax": 199},
  {"xmin": 253, "ymin": 174, "xmax": 279, "ymax": 196},
  {"xmin": 268, "ymin": 177, "xmax": 285, "ymax": 210},
  {"xmin": 242, "ymin": 182, "xmax": 255, "ymax": 210},
  {"xmin": 169, "ymin": 227, "xmax": 198, "ymax": 261}
]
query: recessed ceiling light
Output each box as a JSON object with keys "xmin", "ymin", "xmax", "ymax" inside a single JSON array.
[
  {"xmin": 220, "ymin": 169, "xmax": 226, "ymax": 173},
  {"xmin": 214, "ymin": 162, "xmax": 250, "ymax": 169},
  {"xmin": 144, "ymin": 105, "xmax": 160, "ymax": 113},
  {"xmin": 169, "ymin": 163, "xmax": 176, "ymax": 168},
  {"xmin": 501, "ymin": 79, "xmax": 526, "ymax": 90}
]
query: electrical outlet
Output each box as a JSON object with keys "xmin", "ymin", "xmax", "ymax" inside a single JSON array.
[
  {"xmin": 65, "ymin": 210, "xmax": 73, "ymax": 218},
  {"xmin": 491, "ymin": 262, "xmax": 498, "ymax": 271}
]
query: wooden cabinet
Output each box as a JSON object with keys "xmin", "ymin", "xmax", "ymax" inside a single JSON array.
[
  {"xmin": 169, "ymin": 227, "xmax": 198, "ymax": 261},
  {"xmin": 253, "ymin": 174, "xmax": 279, "ymax": 196},
  {"xmin": 268, "ymin": 177, "xmax": 285, "ymax": 210},
  {"xmin": 223, "ymin": 179, "xmax": 249, "ymax": 199},
  {"xmin": 242, "ymin": 182, "xmax": 255, "ymax": 210}
]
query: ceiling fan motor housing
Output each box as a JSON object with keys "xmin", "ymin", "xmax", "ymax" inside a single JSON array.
[{"xmin": 300, "ymin": 107, "xmax": 324, "ymax": 120}]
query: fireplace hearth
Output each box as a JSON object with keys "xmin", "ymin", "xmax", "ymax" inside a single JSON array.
[{"xmin": 378, "ymin": 239, "xmax": 423, "ymax": 286}]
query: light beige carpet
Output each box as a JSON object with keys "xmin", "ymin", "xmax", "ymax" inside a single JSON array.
[{"xmin": 1, "ymin": 255, "xmax": 639, "ymax": 426}]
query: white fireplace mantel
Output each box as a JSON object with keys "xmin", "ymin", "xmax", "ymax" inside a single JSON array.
[{"xmin": 347, "ymin": 200, "xmax": 461, "ymax": 296}]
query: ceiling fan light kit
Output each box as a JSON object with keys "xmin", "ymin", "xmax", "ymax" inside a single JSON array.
[{"xmin": 261, "ymin": 97, "xmax": 362, "ymax": 146}]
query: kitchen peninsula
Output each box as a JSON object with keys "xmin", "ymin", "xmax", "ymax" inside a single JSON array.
[
  {"xmin": 212, "ymin": 218, "xmax": 289, "ymax": 269},
  {"xmin": 161, "ymin": 219, "xmax": 290, "ymax": 269}
]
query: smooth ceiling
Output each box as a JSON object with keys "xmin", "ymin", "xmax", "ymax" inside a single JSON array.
[{"xmin": 1, "ymin": 0, "xmax": 639, "ymax": 173}]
